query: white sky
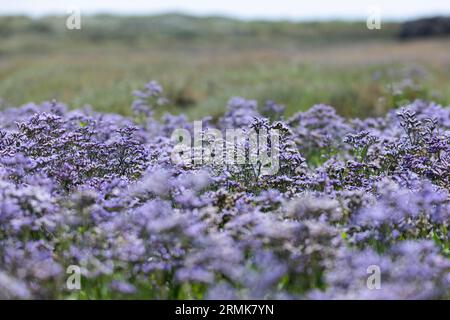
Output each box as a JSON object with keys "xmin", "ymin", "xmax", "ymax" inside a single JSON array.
[{"xmin": 1, "ymin": 0, "xmax": 450, "ymax": 21}]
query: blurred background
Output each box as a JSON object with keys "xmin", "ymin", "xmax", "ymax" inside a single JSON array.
[{"xmin": 1, "ymin": 0, "xmax": 450, "ymax": 118}]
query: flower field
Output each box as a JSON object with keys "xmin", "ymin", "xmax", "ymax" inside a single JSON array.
[{"xmin": 0, "ymin": 81, "xmax": 449, "ymax": 299}]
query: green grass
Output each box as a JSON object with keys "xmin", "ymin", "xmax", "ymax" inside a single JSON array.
[{"xmin": 1, "ymin": 14, "xmax": 450, "ymax": 119}]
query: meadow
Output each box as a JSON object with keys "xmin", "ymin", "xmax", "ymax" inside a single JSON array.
[
  {"xmin": 0, "ymin": 14, "xmax": 450, "ymax": 300},
  {"xmin": 1, "ymin": 14, "xmax": 450, "ymax": 119}
]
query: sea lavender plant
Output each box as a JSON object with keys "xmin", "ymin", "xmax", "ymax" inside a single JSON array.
[{"xmin": 0, "ymin": 81, "xmax": 449, "ymax": 300}]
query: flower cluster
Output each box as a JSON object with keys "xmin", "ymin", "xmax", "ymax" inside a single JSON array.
[{"xmin": 0, "ymin": 81, "xmax": 449, "ymax": 299}]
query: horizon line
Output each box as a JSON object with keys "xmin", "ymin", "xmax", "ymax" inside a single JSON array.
[{"xmin": 0, "ymin": 10, "xmax": 448, "ymax": 23}]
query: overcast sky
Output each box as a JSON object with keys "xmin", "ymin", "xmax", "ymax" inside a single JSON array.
[{"xmin": 1, "ymin": 0, "xmax": 450, "ymax": 21}]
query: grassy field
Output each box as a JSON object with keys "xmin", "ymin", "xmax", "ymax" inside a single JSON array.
[{"xmin": 1, "ymin": 14, "xmax": 450, "ymax": 119}]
